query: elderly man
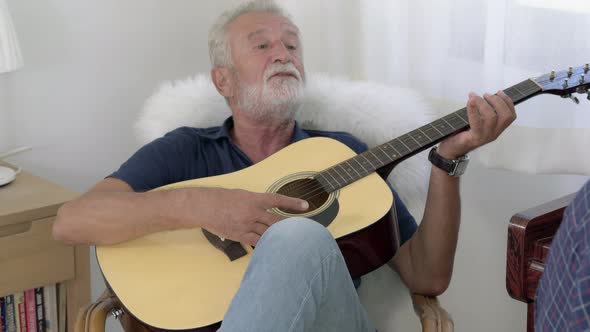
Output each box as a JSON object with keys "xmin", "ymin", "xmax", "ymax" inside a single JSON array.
[{"xmin": 53, "ymin": 1, "xmax": 516, "ymax": 331}]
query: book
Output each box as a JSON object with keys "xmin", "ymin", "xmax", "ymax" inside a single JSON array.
[
  {"xmin": 13, "ymin": 293, "xmax": 24, "ymax": 332},
  {"xmin": 34, "ymin": 289, "xmax": 45, "ymax": 332},
  {"xmin": 43, "ymin": 286, "xmax": 58, "ymax": 332},
  {"xmin": 4, "ymin": 296, "xmax": 16, "ymax": 332},
  {"xmin": 24, "ymin": 290, "xmax": 37, "ymax": 332},
  {"xmin": 1, "ymin": 296, "xmax": 5, "ymax": 332},
  {"xmin": 57, "ymin": 284, "xmax": 66, "ymax": 332}
]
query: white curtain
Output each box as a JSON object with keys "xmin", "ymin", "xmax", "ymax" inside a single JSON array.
[
  {"xmin": 285, "ymin": 0, "xmax": 590, "ymax": 175},
  {"xmin": 0, "ymin": 0, "xmax": 23, "ymax": 74}
]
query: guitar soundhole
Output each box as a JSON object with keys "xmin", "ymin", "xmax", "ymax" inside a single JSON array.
[{"xmin": 276, "ymin": 178, "xmax": 329, "ymax": 215}]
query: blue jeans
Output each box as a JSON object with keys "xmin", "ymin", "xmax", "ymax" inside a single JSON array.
[{"xmin": 218, "ymin": 217, "xmax": 376, "ymax": 332}]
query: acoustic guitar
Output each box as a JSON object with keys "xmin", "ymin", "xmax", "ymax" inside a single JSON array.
[{"xmin": 96, "ymin": 64, "xmax": 590, "ymax": 331}]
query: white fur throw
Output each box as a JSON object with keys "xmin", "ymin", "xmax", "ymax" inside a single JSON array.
[{"xmin": 136, "ymin": 73, "xmax": 438, "ymax": 218}]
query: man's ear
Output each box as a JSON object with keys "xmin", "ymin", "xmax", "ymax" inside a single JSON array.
[{"xmin": 211, "ymin": 67, "xmax": 233, "ymax": 98}]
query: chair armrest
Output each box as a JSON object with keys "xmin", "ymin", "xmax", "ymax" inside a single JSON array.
[
  {"xmin": 411, "ymin": 293, "xmax": 454, "ymax": 332},
  {"xmin": 74, "ymin": 290, "xmax": 116, "ymax": 332}
]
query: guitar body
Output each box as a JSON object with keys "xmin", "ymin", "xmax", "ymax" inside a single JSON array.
[{"xmin": 96, "ymin": 137, "xmax": 398, "ymax": 331}]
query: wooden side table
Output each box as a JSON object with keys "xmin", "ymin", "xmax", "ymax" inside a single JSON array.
[{"xmin": 0, "ymin": 163, "xmax": 90, "ymax": 332}]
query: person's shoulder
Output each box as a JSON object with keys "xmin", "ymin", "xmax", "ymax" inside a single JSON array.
[{"xmin": 304, "ymin": 129, "xmax": 368, "ymax": 154}]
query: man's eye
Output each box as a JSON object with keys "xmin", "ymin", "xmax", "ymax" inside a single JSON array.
[
  {"xmin": 287, "ymin": 45, "xmax": 297, "ymax": 50},
  {"xmin": 257, "ymin": 44, "xmax": 268, "ymax": 49}
]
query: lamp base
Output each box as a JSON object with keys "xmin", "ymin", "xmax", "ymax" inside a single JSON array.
[{"xmin": 0, "ymin": 165, "xmax": 17, "ymax": 186}]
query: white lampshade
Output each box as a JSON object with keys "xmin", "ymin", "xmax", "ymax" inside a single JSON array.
[{"xmin": 0, "ymin": 0, "xmax": 23, "ymax": 74}]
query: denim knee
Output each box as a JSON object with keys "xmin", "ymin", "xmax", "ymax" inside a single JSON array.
[{"xmin": 258, "ymin": 217, "xmax": 338, "ymax": 258}]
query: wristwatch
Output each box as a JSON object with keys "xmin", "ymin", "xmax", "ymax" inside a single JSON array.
[{"xmin": 428, "ymin": 146, "xmax": 470, "ymax": 177}]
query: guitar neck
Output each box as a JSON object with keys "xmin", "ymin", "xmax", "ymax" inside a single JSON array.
[{"xmin": 316, "ymin": 79, "xmax": 543, "ymax": 192}]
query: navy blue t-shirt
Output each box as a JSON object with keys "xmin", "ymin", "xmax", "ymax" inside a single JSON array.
[{"xmin": 110, "ymin": 117, "xmax": 418, "ymax": 289}]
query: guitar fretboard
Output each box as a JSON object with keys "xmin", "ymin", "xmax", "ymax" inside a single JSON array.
[{"xmin": 315, "ymin": 79, "xmax": 542, "ymax": 192}]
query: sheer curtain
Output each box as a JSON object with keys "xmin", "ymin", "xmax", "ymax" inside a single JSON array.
[
  {"xmin": 286, "ymin": 0, "xmax": 589, "ymax": 174},
  {"xmin": 359, "ymin": 0, "xmax": 590, "ymax": 174}
]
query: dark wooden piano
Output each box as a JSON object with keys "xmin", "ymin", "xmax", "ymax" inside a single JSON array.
[{"xmin": 506, "ymin": 193, "xmax": 576, "ymax": 332}]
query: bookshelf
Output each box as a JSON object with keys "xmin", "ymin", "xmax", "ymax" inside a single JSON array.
[{"xmin": 0, "ymin": 162, "xmax": 90, "ymax": 332}]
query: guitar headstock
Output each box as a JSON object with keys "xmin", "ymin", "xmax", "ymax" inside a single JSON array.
[{"xmin": 532, "ymin": 64, "xmax": 590, "ymax": 103}]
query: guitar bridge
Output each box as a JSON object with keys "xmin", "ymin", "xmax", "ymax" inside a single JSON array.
[{"xmin": 202, "ymin": 229, "xmax": 248, "ymax": 261}]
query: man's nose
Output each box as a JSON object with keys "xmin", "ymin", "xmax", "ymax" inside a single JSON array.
[{"xmin": 270, "ymin": 42, "xmax": 292, "ymax": 64}]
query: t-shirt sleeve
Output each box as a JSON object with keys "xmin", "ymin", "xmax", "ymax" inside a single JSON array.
[
  {"xmin": 108, "ymin": 129, "xmax": 196, "ymax": 192},
  {"xmin": 391, "ymin": 185, "xmax": 418, "ymax": 244}
]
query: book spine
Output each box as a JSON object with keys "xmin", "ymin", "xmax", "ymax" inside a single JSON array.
[
  {"xmin": 34, "ymin": 289, "xmax": 44, "ymax": 332},
  {"xmin": 42, "ymin": 286, "xmax": 57, "ymax": 332},
  {"xmin": 24, "ymin": 290, "xmax": 37, "ymax": 332},
  {"xmin": 1, "ymin": 297, "xmax": 6, "ymax": 332},
  {"xmin": 12, "ymin": 293, "xmax": 24, "ymax": 332},
  {"xmin": 4, "ymin": 296, "xmax": 15, "ymax": 332},
  {"xmin": 17, "ymin": 300, "xmax": 26, "ymax": 332}
]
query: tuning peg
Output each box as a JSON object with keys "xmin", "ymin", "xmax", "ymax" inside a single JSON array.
[
  {"xmin": 581, "ymin": 75, "xmax": 586, "ymax": 84},
  {"xmin": 587, "ymin": 92, "xmax": 590, "ymax": 101},
  {"xmin": 563, "ymin": 79, "xmax": 569, "ymax": 88},
  {"xmin": 585, "ymin": 64, "xmax": 589, "ymax": 73},
  {"xmin": 549, "ymin": 70, "xmax": 556, "ymax": 80},
  {"xmin": 568, "ymin": 67, "xmax": 574, "ymax": 77}
]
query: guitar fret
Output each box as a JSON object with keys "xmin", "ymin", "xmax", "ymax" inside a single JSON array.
[
  {"xmin": 387, "ymin": 141, "xmax": 403, "ymax": 157},
  {"xmin": 332, "ymin": 166, "xmax": 349, "ymax": 184},
  {"xmin": 360, "ymin": 153, "xmax": 377, "ymax": 169},
  {"xmin": 435, "ymin": 119, "xmax": 451, "ymax": 134},
  {"xmin": 379, "ymin": 143, "xmax": 400, "ymax": 160},
  {"xmin": 345, "ymin": 160, "xmax": 363, "ymax": 177},
  {"xmin": 408, "ymin": 133, "xmax": 422, "ymax": 146},
  {"xmin": 368, "ymin": 150, "xmax": 385, "ymax": 165},
  {"xmin": 441, "ymin": 116, "xmax": 456, "ymax": 131},
  {"xmin": 351, "ymin": 157, "xmax": 370, "ymax": 173},
  {"xmin": 376, "ymin": 146, "xmax": 392, "ymax": 163},
  {"xmin": 337, "ymin": 163, "xmax": 354, "ymax": 181},
  {"xmin": 316, "ymin": 174, "xmax": 335, "ymax": 192},
  {"xmin": 396, "ymin": 137, "xmax": 412, "ymax": 152},
  {"xmin": 411, "ymin": 130, "xmax": 429, "ymax": 146},
  {"xmin": 417, "ymin": 127, "xmax": 434, "ymax": 141},
  {"xmin": 454, "ymin": 111, "xmax": 468, "ymax": 124},
  {"xmin": 403, "ymin": 135, "xmax": 421, "ymax": 150},
  {"xmin": 325, "ymin": 168, "xmax": 342, "ymax": 187},
  {"xmin": 429, "ymin": 122, "xmax": 445, "ymax": 136}
]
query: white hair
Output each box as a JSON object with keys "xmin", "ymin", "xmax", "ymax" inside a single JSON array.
[{"xmin": 208, "ymin": 0, "xmax": 294, "ymax": 67}]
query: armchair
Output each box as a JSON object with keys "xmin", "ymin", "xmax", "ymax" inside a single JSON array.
[{"xmin": 77, "ymin": 73, "xmax": 454, "ymax": 332}]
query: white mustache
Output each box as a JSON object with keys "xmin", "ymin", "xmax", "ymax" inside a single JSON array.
[{"xmin": 264, "ymin": 63, "xmax": 302, "ymax": 81}]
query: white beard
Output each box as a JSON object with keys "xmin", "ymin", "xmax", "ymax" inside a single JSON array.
[{"xmin": 236, "ymin": 63, "xmax": 304, "ymax": 122}]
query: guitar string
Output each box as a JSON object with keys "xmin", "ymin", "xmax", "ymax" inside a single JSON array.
[
  {"xmin": 275, "ymin": 83, "xmax": 538, "ymax": 203},
  {"xmin": 281, "ymin": 110, "xmax": 487, "ymax": 202},
  {"xmin": 282, "ymin": 120, "xmax": 468, "ymax": 203},
  {"xmin": 281, "ymin": 113, "xmax": 471, "ymax": 197}
]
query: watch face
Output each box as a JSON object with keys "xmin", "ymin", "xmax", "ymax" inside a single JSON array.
[{"xmin": 452, "ymin": 159, "xmax": 470, "ymax": 176}]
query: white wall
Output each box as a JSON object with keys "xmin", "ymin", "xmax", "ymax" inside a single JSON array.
[
  {"xmin": 1, "ymin": 1, "xmax": 588, "ymax": 331},
  {"xmin": 0, "ymin": 75, "xmax": 14, "ymax": 152}
]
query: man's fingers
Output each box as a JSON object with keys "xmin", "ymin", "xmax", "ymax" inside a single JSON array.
[
  {"xmin": 496, "ymin": 90, "xmax": 517, "ymax": 127},
  {"xmin": 466, "ymin": 94, "xmax": 484, "ymax": 135},
  {"xmin": 263, "ymin": 193, "xmax": 309, "ymax": 212},
  {"xmin": 497, "ymin": 90, "xmax": 515, "ymax": 111},
  {"xmin": 242, "ymin": 233, "xmax": 261, "ymax": 246},
  {"xmin": 258, "ymin": 211, "xmax": 283, "ymax": 227},
  {"xmin": 251, "ymin": 222, "xmax": 269, "ymax": 236}
]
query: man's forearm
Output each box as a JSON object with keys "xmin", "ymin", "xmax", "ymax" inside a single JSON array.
[
  {"xmin": 54, "ymin": 189, "xmax": 194, "ymax": 246},
  {"xmin": 393, "ymin": 165, "xmax": 461, "ymax": 295}
]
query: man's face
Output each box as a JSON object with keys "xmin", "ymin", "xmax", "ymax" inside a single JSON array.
[{"xmin": 225, "ymin": 11, "xmax": 305, "ymax": 120}]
